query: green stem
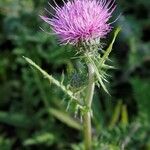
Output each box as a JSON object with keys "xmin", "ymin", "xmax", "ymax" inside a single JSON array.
[{"xmin": 83, "ymin": 63, "xmax": 95, "ymax": 150}]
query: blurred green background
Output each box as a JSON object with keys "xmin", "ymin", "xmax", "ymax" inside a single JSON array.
[{"xmin": 0, "ymin": 0, "xmax": 150, "ymax": 149}]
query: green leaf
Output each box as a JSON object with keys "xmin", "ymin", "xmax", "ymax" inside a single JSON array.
[
  {"xmin": 99, "ymin": 27, "xmax": 121, "ymax": 67},
  {"xmin": 86, "ymin": 55, "xmax": 109, "ymax": 94},
  {"xmin": 49, "ymin": 108, "xmax": 82, "ymax": 130},
  {"xmin": 109, "ymin": 100, "xmax": 122, "ymax": 129},
  {"xmin": 85, "ymin": 28, "xmax": 121, "ymax": 94},
  {"xmin": 24, "ymin": 133, "xmax": 55, "ymax": 146},
  {"xmin": 131, "ymin": 78, "xmax": 150, "ymax": 122},
  {"xmin": 0, "ymin": 136, "xmax": 12, "ymax": 150},
  {"xmin": 0, "ymin": 111, "xmax": 31, "ymax": 128},
  {"xmin": 121, "ymin": 104, "xmax": 128, "ymax": 127},
  {"xmin": 23, "ymin": 56, "xmax": 83, "ymax": 106}
]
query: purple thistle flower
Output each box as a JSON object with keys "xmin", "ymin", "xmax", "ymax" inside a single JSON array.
[{"xmin": 41, "ymin": 0, "xmax": 116, "ymax": 45}]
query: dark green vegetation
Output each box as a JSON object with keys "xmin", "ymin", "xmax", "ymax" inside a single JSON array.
[{"xmin": 0, "ymin": 0, "xmax": 150, "ymax": 149}]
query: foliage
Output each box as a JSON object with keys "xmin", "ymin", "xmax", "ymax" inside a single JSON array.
[{"xmin": 0, "ymin": 0, "xmax": 149, "ymax": 149}]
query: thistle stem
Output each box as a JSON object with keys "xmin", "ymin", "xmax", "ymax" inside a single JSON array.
[{"xmin": 83, "ymin": 63, "xmax": 95, "ymax": 150}]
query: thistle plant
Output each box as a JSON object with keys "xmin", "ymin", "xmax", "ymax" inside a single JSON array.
[{"xmin": 24, "ymin": 0, "xmax": 120, "ymax": 149}]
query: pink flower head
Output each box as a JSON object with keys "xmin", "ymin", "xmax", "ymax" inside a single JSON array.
[{"xmin": 41, "ymin": 0, "xmax": 116, "ymax": 45}]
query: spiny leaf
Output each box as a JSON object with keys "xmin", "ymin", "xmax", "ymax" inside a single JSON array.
[
  {"xmin": 99, "ymin": 27, "xmax": 121, "ymax": 67},
  {"xmin": 23, "ymin": 56, "xmax": 83, "ymax": 106},
  {"xmin": 101, "ymin": 75, "xmax": 109, "ymax": 83},
  {"xmin": 86, "ymin": 54, "xmax": 109, "ymax": 94},
  {"xmin": 102, "ymin": 64, "xmax": 116, "ymax": 70},
  {"xmin": 66, "ymin": 99, "xmax": 72, "ymax": 111},
  {"xmin": 86, "ymin": 27, "xmax": 121, "ymax": 94}
]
